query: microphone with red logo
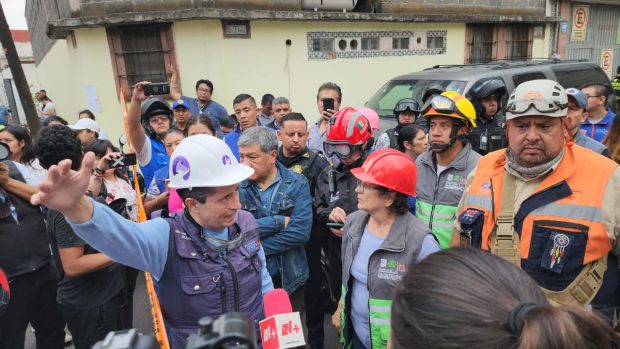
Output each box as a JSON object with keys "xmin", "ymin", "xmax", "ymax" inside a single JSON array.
[
  {"xmin": 0, "ymin": 267, "xmax": 9, "ymax": 317},
  {"xmin": 259, "ymin": 289, "xmax": 306, "ymax": 349}
]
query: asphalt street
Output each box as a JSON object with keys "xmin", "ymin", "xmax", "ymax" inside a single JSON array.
[{"xmin": 25, "ymin": 272, "xmax": 341, "ymax": 349}]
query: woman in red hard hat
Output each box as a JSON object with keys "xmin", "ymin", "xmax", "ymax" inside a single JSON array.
[{"xmin": 332, "ymin": 149, "xmax": 440, "ymax": 349}]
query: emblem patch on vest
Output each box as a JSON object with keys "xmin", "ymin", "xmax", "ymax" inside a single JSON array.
[
  {"xmin": 330, "ymin": 191, "xmax": 340, "ymax": 203},
  {"xmin": 541, "ymin": 232, "xmax": 573, "ymax": 274},
  {"xmin": 243, "ymin": 236, "xmax": 261, "ymax": 254},
  {"xmin": 445, "ymin": 174, "xmax": 466, "ymax": 191},
  {"xmin": 292, "ymin": 165, "xmax": 303, "ymax": 174},
  {"xmin": 378, "ymin": 259, "xmax": 406, "ymax": 281}
]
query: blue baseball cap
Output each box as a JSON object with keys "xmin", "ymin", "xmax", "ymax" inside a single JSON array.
[
  {"xmin": 565, "ymin": 88, "xmax": 588, "ymax": 112},
  {"xmin": 172, "ymin": 99, "xmax": 187, "ymax": 109}
]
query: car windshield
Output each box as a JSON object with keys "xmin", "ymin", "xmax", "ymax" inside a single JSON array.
[{"xmin": 366, "ymin": 79, "xmax": 467, "ymax": 118}]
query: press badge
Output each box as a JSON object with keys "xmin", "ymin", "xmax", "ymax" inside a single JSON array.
[{"xmin": 541, "ymin": 232, "xmax": 574, "ymax": 274}]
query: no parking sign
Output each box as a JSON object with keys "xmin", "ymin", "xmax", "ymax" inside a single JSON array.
[
  {"xmin": 601, "ymin": 49, "xmax": 614, "ymax": 79},
  {"xmin": 571, "ymin": 5, "xmax": 588, "ymax": 41}
]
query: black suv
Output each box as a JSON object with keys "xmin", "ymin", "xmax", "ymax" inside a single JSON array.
[{"xmin": 366, "ymin": 59, "xmax": 615, "ymax": 134}]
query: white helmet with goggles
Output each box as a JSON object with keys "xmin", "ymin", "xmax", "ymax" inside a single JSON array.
[{"xmin": 505, "ymin": 80, "xmax": 568, "ymax": 120}]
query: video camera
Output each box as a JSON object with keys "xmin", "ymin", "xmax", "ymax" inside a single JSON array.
[{"xmin": 93, "ymin": 313, "xmax": 257, "ymax": 349}]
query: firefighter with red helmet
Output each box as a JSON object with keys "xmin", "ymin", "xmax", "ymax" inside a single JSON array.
[{"xmin": 315, "ymin": 107, "xmax": 374, "ymax": 306}]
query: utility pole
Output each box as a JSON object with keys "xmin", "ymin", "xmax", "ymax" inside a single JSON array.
[{"xmin": 0, "ymin": 2, "xmax": 40, "ymax": 134}]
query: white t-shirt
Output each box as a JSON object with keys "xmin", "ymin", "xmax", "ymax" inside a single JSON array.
[
  {"xmin": 132, "ymin": 136, "xmax": 152, "ymax": 167},
  {"xmin": 41, "ymin": 102, "xmax": 55, "ymax": 117},
  {"xmin": 437, "ymin": 165, "xmax": 447, "ymax": 177},
  {"xmin": 103, "ymin": 177, "xmax": 139, "ymax": 223},
  {"xmin": 26, "ymin": 158, "xmax": 48, "ymax": 183}
]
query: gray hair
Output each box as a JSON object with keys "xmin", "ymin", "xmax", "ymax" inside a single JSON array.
[
  {"xmin": 273, "ymin": 96, "xmax": 290, "ymax": 107},
  {"xmin": 237, "ymin": 126, "xmax": 278, "ymax": 153}
]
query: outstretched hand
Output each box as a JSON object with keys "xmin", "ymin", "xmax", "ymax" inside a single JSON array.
[{"xmin": 31, "ymin": 152, "xmax": 96, "ymax": 217}]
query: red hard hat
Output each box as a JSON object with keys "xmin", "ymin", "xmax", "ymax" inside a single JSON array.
[
  {"xmin": 326, "ymin": 107, "xmax": 373, "ymax": 145},
  {"xmin": 351, "ymin": 149, "xmax": 418, "ymax": 196}
]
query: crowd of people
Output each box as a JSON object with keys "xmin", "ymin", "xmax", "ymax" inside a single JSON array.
[{"xmin": 1, "ymin": 70, "xmax": 620, "ymax": 349}]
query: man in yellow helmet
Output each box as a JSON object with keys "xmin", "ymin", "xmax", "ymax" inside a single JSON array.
[{"xmin": 414, "ymin": 92, "xmax": 482, "ymax": 249}]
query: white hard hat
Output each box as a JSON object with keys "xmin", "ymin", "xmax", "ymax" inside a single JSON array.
[
  {"xmin": 168, "ymin": 134, "xmax": 254, "ymax": 189},
  {"xmin": 505, "ymin": 79, "xmax": 568, "ymax": 120}
]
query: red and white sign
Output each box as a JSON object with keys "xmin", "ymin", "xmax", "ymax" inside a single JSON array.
[
  {"xmin": 259, "ymin": 312, "xmax": 305, "ymax": 349},
  {"xmin": 601, "ymin": 49, "xmax": 614, "ymax": 79},
  {"xmin": 571, "ymin": 5, "xmax": 589, "ymax": 42}
]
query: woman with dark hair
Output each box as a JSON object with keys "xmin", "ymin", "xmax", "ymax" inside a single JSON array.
[
  {"xmin": 84, "ymin": 139, "xmax": 137, "ymax": 222},
  {"xmin": 390, "ymin": 247, "xmax": 620, "ymax": 349},
  {"xmin": 396, "ymin": 124, "xmax": 428, "ymax": 214},
  {"xmin": 602, "ymin": 113, "xmax": 620, "ymax": 164},
  {"xmin": 333, "ymin": 149, "xmax": 439, "ymax": 349},
  {"xmin": 185, "ymin": 114, "xmax": 217, "ymax": 137},
  {"xmin": 144, "ymin": 128, "xmax": 186, "ymax": 216},
  {"xmin": 43, "ymin": 115, "xmax": 69, "ymax": 127},
  {"xmin": 0, "ymin": 125, "xmax": 47, "ymax": 181}
]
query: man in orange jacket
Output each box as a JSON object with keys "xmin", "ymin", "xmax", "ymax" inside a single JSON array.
[{"xmin": 451, "ymin": 79, "xmax": 620, "ymax": 322}]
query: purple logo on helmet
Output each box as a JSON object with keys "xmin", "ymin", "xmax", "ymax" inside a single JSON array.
[
  {"xmin": 222, "ymin": 155, "xmax": 232, "ymax": 165},
  {"xmin": 172, "ymin": 156, "xmax": 191, "ymax": 180}
]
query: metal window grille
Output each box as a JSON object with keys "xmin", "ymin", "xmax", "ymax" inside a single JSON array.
[
  {"xmin": 469, "ymin": 24, "xmax": 495, "ymax": 63},
  {"xmin": 508, "ymin": 25, "xmax": 531, "ymax": 61},
  {"xmin": 119, "ymin": 26, "xmax": 168, "ymax": 85}
]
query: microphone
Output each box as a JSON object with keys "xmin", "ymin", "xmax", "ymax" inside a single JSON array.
[
  {"xmin": 0, "ymin": 267, "xmax": 9, "ymax": 317},
  {"xmin": 259, "ymin": 289, "xmax": 305, "ymax": 349}
]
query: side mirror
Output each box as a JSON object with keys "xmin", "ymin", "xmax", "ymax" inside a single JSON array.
[
  {"xmin": 0, "ymin": 142, "xmax": 12, "ymax": 161},
  {"xmin": 119, "ymin": 134, "xmax": 127, "ymax": 146}
]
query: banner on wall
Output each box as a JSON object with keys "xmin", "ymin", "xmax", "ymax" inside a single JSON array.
[
  {"xmin": 571, "ymin": 5, "xmax": 588, "ymax": 42},
  {"xmin": 601, "ymin": 50, "xmax": 614, "ymax": 80}
]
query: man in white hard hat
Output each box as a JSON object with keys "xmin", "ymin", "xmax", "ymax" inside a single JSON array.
[
  {"xmin": 452, "ymin": 79, "xmax": 620, "ymax": 323},
  {"xmin": 30, "ymin": 135, "xmax": 274, "ymax": 348}
]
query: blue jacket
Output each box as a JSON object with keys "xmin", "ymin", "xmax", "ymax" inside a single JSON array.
[
  {"xmin": 579, "ymin": 108, "xmax": 616, "ymax": 142},
  {"xmin": 224, "ymin": 123, "xmax": 273, "ymax": 161},
  {"xmin": 239, "ymin": 161, "xmax": 312, "ymax": 293}
]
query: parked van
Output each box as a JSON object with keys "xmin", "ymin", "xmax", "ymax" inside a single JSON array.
[{"xmin": 366, "ymin": 59, "xmax": 615, "ymax": 133}]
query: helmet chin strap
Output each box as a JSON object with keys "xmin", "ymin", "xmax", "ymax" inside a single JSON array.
[{"xmin": 430, "ymin": 121, "xmax": 464, "ymax": 154}]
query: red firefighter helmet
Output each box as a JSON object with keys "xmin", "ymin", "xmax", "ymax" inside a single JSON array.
[
  {"xmin": 324, "ymin": 107, "xmax": 373, "ymax": 159},
  {"xmin": 351, "ymin": 149, "xmax": 418, "ymax": 196}
]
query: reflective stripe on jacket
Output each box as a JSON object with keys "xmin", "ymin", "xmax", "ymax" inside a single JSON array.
[
  {"xmin": 415, "ymin": 143, "xmax": 481, "ymax": 249},
  {"xmin": 340, "ymin": 210, "xmax": 430, "ymax": 349},
  {"xmin": 457, "ymin": 146, "xmax": 617, "ymax": 295}
]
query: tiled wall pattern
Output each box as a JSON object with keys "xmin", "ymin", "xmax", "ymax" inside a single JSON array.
[{"xmin": 307, "ymin": 30, "xmax": 448, "ymax": 60}]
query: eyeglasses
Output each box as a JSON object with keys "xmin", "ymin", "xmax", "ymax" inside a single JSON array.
[
  {"xmin": 586, "ymin": 95, "xmax": 602, "ymax": 99},
  {"xmin": 198, "ymin": 88, "xmax": 211, "ymax": 94},
  {"xmin": 357, "ymin": 180, "xmax": 376, "ymax": 194},
  {"xmin": 148, "ymin": 115, "xmax": 169, "ymax": 122},
  {"xmin": 505, "ymin": 97, "xmax": 568, "ymax": 115}
]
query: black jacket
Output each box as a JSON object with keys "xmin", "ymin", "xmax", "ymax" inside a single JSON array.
[
  {"xmin": 277, "ymin": 147, "xmax": 329, "ymax": 197},
  {"xmin": 0, "ymin": 161, "xmax": 51, "ymax": 279},
  {"xmin": 315, "ymin": 153, "xmax": 368, "ymax": 226},
  {"xmin": 468, "ymin": 115, "xmax": 507, "ymax": 155}
]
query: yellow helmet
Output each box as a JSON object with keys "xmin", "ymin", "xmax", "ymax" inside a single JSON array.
[{"xmin": 422, "ymin": 92, "xmax": 477, "ymax": 128}]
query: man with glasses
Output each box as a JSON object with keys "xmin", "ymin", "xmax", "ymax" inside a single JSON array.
[
  {"xmin": 565, "ymin": 88, "xmax": 611, "ymax": 158},
  {"xmin": 452, "ymin": 79, "xmax": 620, "ymax": 323},
  {"xmin": 415, "ymin": 92, "xmax": 481, "ymax": 249},
  {"xmin": 315, "ymin": 108, "xmax": 373, "ymax": 306},
  {"xmin": 237, "ymin": 127, "xmax": 312, "ymax": 313},
  {"xmin": 580, "ymin": 82, "xmax": 615, "ymax": 142},
  {"xmin": 170, "ymin": 65, "xmax": 228, "ymax": 138},
  {"xmin": 127, "ymin": 82, "xmax": 173, "ymax": 187}
]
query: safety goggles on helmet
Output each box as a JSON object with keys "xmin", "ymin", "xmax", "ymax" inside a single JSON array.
[
  {"xmin": 323, "ymin": 140, "xmax": 357, "ymax": 159},
  {"xmin": 394, "ymin": 99, "xmax": 420, "ymax": 115},
  {"xmin": 505, "ymin": 97, "xmax": 568, "ymax": 115},
  {"xmin": 421, "ymin": 95, "xmax": 469, "ymax": 120}
]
